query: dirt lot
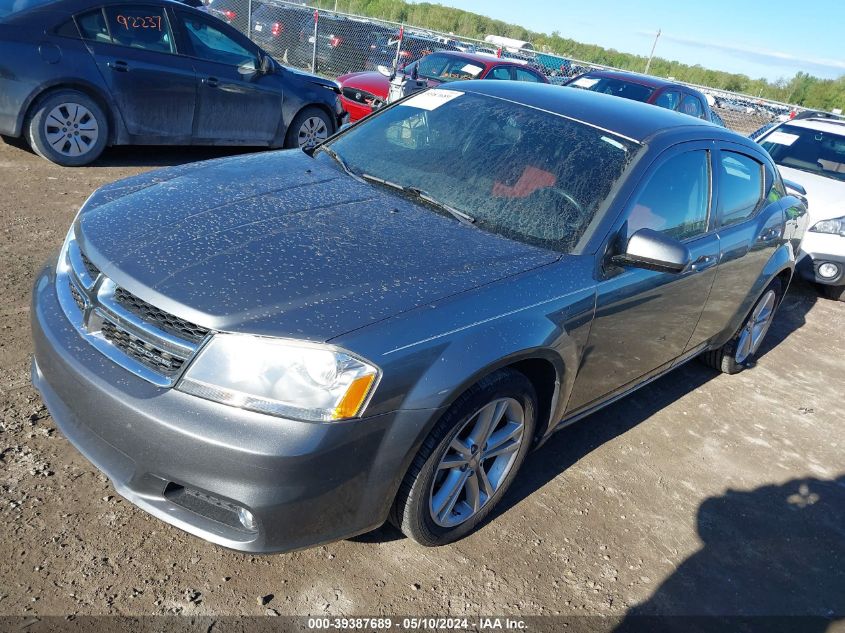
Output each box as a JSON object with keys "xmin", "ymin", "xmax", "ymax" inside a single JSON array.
[{"xmin": 1, "ymin": 138, "xmax": 844, "ymax": 627}]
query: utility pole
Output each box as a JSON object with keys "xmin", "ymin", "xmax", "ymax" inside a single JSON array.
[{"xmin": 644, "ymin": 29, "xmax": 661, "ymax": 75}]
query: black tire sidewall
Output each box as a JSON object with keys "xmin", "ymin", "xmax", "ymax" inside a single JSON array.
[
  {"xmin": 285, "ymin": 106, "xmax": 333, "ymax": 149},
  {"xmin": 395, "ymin": 369, "xmax": 537, "ymax": 546},
  {"xmin": 27, "ymin": 90, "xmax": 108, "ymax": 167}
]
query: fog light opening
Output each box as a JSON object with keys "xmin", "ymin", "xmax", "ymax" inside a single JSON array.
[
  {"xmin": 238, "ymin": 507, "xmax": 257, "ymax": 531},
  {"xmin": 818, "ymin": 262, "xmax": 840, "ymax": 280}
]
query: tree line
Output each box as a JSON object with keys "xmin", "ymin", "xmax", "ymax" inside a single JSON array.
[{"xmin": 313, "ymin": 0, "xmax": 844, "ymax": 110}]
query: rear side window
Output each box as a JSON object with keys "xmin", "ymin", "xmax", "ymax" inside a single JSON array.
[
  {"xmin": 103, "ymin": 5, "xmax": 174, "ymax": 53},
  {"xmin": 717, "ymin": 152, "xmax": 764, "ymax": 227},
  {"xmin": 627, "ymin": 150, "xmax": 711, "ymax": 241},
  {"xmin": 76, "ymin": 9, "xmax": 109, "ymax": 42}
]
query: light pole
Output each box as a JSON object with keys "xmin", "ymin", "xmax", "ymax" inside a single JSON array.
[{"xmin": 644, "ymin": 29, "xmax": 661, "ymax": 75}]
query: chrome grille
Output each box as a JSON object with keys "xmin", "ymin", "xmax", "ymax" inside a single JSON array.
[
  {"xmin": 114, "ymin": 287, "xmax": 209, "ymax": 343},
  {"xmin": 69, "ymin": 281, "xmax": 85, "ymax": 311},
  {"xmin": 80, "ymin": 251, "xmax": 100, "ymax": 280},
  {"xmin": 100, "ymin": 320, "xmax": 185, "ymax": 375},
  {"xmin": 56, "ymin": 235, "xmax": 211, "ymax": 387}
]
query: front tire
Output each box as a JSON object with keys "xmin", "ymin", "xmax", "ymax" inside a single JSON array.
[
  {"xmin": 701, "ymin": 278, "xmax": 783, "ymax": 374},
  {"xmin": 26, "ymin": 90, "xmax": 108, "ymax": 166},
  {"xmin": 285, "ymin": 106, "xmax": 332, "ymax": 150},
  {"xmin": 390, "ymin": 368, "xmax": 537, "ymax": 547}
]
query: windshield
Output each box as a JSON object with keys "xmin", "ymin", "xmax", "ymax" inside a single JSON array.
[
  {"xmin": 0, "ymin": 0, "xmax": 58, "ymax": 18},
  {"xmin": 321, "ymin": 89, "xmax": 639, "ymax": 253},
  {"xmin": 568, "ymin": 75, "xmax": 655, "ymax": 103},
  {"xmin": 409, "ymin": 54, "xmax": 485, "ymax": 82},
  {"xmin": 759, "ymin": 124, "xmax": 845, "ymax": 182}
]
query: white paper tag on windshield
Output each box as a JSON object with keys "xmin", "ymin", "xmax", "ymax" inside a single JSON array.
[
  {"xmin": 403, "ymin": 89, "xmax": 464, "ymax": 110},
  {"xmin": 572, "ymin": 77, "xmax": 599, "ymax": 88},
  {"xmin": 461, "ymin": 63, "xmax": 484, "ymax": 76},
  {"xmin": 765, "ymin": 131, "xmax": 799, "ymax": 146}
]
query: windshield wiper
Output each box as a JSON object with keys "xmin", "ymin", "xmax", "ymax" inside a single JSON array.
[
  {"xmin": 405, "ymin": 187, "xmax": 476, "ymax": 225},
  {"xmin": 317, "ymin": 146, "xmax": 363, "ymax": 182},
  {"xmin": 360, "ymin": 175, "xmax": 476, "ymax": 225}
]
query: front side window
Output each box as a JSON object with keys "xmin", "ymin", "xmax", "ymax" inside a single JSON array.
[
  {"xmin": 321, "ymin": 90, "xmax": 638, "ymax": 253},
  {"xmin": 102, "ymin": 5, "xmax": 174, "ymax": 53},
  {"xmin": 759, "ymin": 124, "xmax": 845, "ymax": 181},
  {"xmin": 178, "ymin": 11, "xmax": 254, "ymax": 66},
  {"xmin": 514, "ymin": 68, "xmax": 542, "ymax": 83},
  {"xmin": 679, "ymin": 95, "xmax": 705, "ymax": 119},
  {"xmin": 568, "ymin": 75, "xmax": 655, "ymax": 103},
  {"xmin": 717, "ymin": 152, "xmax": 763, "ymax": 227},
  {"xmin": 487, "ymin": 67, "xmax": 512, "ymax": 80},
  {"xmin": 414, "ymin": 54, "xmax": 485, "ymax": 82},
  {"xmin": 627, "ymin": 150, "xmax": 711, "ymax": 241},
  {"xmin": 653, "ymin": 90, "xmax": 681, "ymax": 110}
]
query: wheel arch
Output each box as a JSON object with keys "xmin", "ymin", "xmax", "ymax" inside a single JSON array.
[{"xmin": 23, "ymin": 80, "xmax": 121, "ymax": 145}]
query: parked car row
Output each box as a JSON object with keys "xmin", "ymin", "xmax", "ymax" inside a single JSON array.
[{"xmin": 0, "ymin": 0, "xmax": 347, "ymax": 165}]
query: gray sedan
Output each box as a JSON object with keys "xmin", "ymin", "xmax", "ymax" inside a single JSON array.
[{"xmin": 31, "ymin": 82, "xmax": 807, "ymax": 552}]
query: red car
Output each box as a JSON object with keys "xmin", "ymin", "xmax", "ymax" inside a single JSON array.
[{"xmin": 337, "ymin": 50, "xmax": 549, "ymax": 121}]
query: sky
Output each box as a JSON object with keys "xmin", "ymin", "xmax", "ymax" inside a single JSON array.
[{"xmin": 428, "ymin": 0, "xmax": 845, "ymax": 82}]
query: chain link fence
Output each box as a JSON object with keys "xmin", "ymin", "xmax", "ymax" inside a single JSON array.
[{"xmin": 207, "ymin": 0, "xmax": 805, "ymax": 136}]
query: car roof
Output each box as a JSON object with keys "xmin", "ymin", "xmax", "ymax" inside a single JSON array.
[
  {"xmin": 779, "ymin": 118, "xmax": 845, "ymax": 137},
  {"xmin": 582, "ymin": 69, "xmax": 683, "ymax": 90},
  {"xmin": 447, "ymin": 80, "xmax": 730, "ymax": 144}
]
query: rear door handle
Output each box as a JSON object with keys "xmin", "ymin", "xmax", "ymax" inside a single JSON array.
[
  {"xmin": 107, "ymin": 60, "xmax": 129, "ymax": 72},
  {"xmin": 202, "ymin": 76, "xmax": 220, "ymax": 88}
]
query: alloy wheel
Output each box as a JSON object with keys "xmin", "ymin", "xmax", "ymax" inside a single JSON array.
[
  {"xmin": 429, "ymin": 397, "xmax": 525, "ymax": 528},
  {"xmin": 43, "ymin": 103, "xmax": 99, "ymax": 158},
  {"xmin": 297, "ymin": 116, "xmax": 329, "ymax": 149},
  {"xmin": 735, "ymin": 289, "xmax": 777, "ymax": 364}
]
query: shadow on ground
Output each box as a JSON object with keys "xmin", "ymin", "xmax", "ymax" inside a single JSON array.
[{"xmin": 614, "ymin": 474, "xmax": 845, "ymax": 630}]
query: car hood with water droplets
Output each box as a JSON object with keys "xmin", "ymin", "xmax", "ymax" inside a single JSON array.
[{"xmin": 75, "ymin": 150, "xmax": 558, "ymax": 341}]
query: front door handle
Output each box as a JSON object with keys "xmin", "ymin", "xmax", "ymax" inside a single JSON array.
[
  {"xmin": 757, "ymin": 227, "xmax": 781, "ymax": 244},
  {"xmin": 202, "ymin": 76, "xmax": 220, "ymax": 88},
  {"xmin": 689, "ymin": 254, "xmax": 717, "ymax": 272},
  {"xmin": 107, "ymin": 60, "xmax": 129, "ymax": 72}
]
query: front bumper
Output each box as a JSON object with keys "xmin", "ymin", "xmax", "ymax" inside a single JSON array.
[
  {"xmin": 31, "ymin": 264, "xmax": 438, "ymax": 553},
  {"xmin": 797, "ymin": 232, "xmax": 845, "ymax": 286}
]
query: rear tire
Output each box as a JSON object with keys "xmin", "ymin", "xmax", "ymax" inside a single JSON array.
[
  {"xmin": 284, "ymin": 106, "xmax": 333, "ymax": 150},
  {"xmin": 701, "ymin": 278, "xmax": 783, "ymax": 374},
  {"xmin": 819, "ymin": 283, "xmax": 845, "ymax": 302},
  {"xmin": 390, "ymin": 368, "xmax": 537, "ymax": 547},
  {"xmin": 26, "ymin": 90, "xmax": 108, "ymax": 166}
]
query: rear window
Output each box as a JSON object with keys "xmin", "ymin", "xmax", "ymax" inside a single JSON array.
[
  {"xmin": 760, "ymin": 124, "xmax": 845, "ymax": 182},
  {"xmin": 568, "ymin": 75, "xmax": 655, "ymax": 103}
]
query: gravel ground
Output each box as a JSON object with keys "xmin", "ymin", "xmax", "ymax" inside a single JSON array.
[{"xmin": 1, "ymin": 138, "xmax": 844, "ymax": 626}]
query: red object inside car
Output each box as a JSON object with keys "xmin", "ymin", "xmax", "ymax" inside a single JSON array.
[
  {"xmin": 271, "ymin": 22, "xmax": 282, "ymax": 37},
  {"xmin": 492, "ymin": 166, "xmax": 557, "ymax": 198}
]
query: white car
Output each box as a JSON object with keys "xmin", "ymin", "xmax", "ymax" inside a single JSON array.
[{"xmin": 756, "ymin": 117, "xmax": 845, "ymax": 301}]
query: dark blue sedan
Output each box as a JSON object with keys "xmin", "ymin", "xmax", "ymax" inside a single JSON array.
[{"xmin": 0, "ymin": 0, "xmax": 347, "ymax": 165}]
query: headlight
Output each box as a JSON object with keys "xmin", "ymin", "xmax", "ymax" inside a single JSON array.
[
  {"xmin": 177, "ymin": 334, "xmax": 380, "ymax": 422},
  {"xmin": 810, "ymin": 216, "xmax": 845, "ymax": 237}
]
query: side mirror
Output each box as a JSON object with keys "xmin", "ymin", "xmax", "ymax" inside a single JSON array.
[
  {"xmin": 783, "ymin": 178, "xmax": 808, "ymax": 208},
  {"xmin": 260, "ymin": 54, "xmax": 273, "ymax": 75},
  {"xmin": 376, "ymin": 64, "xmax": 393, "ymax": 78},
  {"xmin": 612, "ymin": 228, "xmax": 691, "ymax": 274},
  {"xmin": 237, "ymin": 59, "xmax": 257, "ymax": 76}
]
